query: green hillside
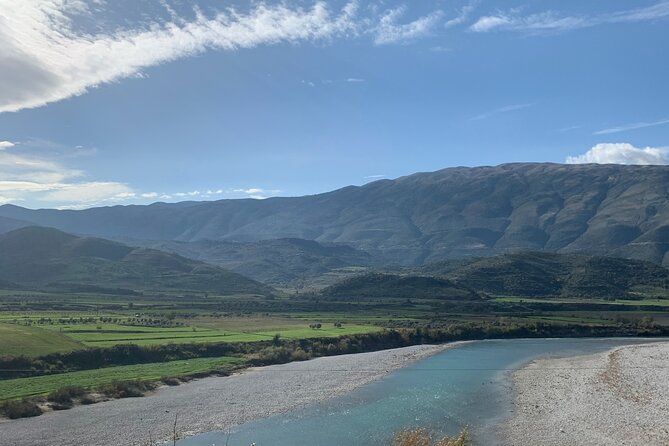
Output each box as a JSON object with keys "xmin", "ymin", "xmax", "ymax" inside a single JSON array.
[
  {"xmin": 0, "ymin": 227, "xmax": 271, "ymax": 296},
  {"xmin": 321, "ymin": 273, "xmax": 481, "ymax": 300},
  {"xmin": 441, "ymin": 251, "xmax": 669, "ymax": 298}
]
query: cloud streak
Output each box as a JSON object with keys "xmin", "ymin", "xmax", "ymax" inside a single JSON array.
[
  {"xmin": 374, "ymin": 6, "xmax": 443, "ymax": 45},
  {"xmin": 0, "ymin": 1, "xmax": 360, "ymax": 113},
  {"xmin": 470, "ymin": 1, "xmax": 669, "ymax": 33},
  {"xmin": 0, "ymin": 1, "xmax": 451, "ymax": 112},
  {"xmin": 594, "ymin": 118, "xmax": 669, "ymax": 135},
  {"xmin": 566, "ymin": 143, "xmax": 668, "ymax": 165},
  {"xmin": 471, "ymin": 103, "xmax": 532, "ymax": 121}
]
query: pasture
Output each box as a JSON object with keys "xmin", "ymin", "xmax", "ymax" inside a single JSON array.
[{"xmin": 0, "ymin": 356, "xmax": 242, "ymax": 401}]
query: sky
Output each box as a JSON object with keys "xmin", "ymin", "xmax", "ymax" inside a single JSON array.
[{"xmin": 0, "ymin": 0, "xmax": 668, "ymax": 209}]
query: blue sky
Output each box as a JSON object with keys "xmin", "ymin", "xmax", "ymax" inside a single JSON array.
[{"xmin": 0, "ymin": 0, "xmax": 668, "ymax": 209}]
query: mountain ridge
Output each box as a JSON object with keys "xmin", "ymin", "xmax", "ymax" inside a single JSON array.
[
  {"xmin": 3, "ymin": 163, "xmax": 669, "ymax": 265},
  {"xmin": 0, "ymin": 227, "xmax": 271, "ymax": 295}
]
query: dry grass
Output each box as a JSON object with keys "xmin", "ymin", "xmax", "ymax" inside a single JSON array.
[{"xmin": 393, "ymin": 428, "xmax": 470, "ymax": 446}]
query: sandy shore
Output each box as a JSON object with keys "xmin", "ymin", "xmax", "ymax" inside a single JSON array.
[
  {"xmin": 0, "ymin": 344, "xmax": 454, "ymax": 446},
  {"xmin": 506, "ymin": 341, "xmax": 669, "ymax": 445}
]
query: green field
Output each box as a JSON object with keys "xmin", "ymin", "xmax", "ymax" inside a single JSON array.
[
  {"xmin": 0, "ymin": 356, "xmax": 242, "ymax": 401},
  {"xmin": 54, "ymin": 323, "xmax": 380, "ymax": 347},
  {"xmin": 0, "ymin": 315, "xmax": 382, "ymax": 353},
  {"xmin": 0, "ymin": 323, "xmax": 83, "ymax": 356},
  {"xmin": 494, "ymin": 296, "xmax": 669, "ymax": 307}
]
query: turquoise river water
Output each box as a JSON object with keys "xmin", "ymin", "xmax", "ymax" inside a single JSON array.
[{"xmin": 174, "ymin": 338, "xmax": 660, "ymax": 446}]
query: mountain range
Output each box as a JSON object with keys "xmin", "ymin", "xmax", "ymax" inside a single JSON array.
[
  {"xmin": 0, "ymin": 227, "xmax": 270, "ymax": 295},
  {"xmin": 2, "ymin": 163, "xmax": 669, "ymax": 267}
]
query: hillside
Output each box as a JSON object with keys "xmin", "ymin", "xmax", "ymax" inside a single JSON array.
[
  {"xmin": 3, "ymin": 163, "xmax": 669, "ymax": 265},
  {"xmin": 321, "ymin": 273, "xmax": 481, "ymax": 300},
  {"xmin": 436, "ymin": 252, "xmax": 669, "ymax": 299},
  {"xmin": 131, "ymin": 238, "xmax": 375, "ymax": 286},
  {"xmin": 0, "ymin": 227, "xmax": 271, "ymax": 295}
]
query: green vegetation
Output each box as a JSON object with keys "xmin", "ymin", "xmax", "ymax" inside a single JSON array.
[
  {"xmin": 393, "ymin": 428, "xmax": 470, "ymax": 446},
  {"xmin": 0, "ymin": 323, "xmax": 82, "ymax": 356},
  {"xmin": 0, "ymin": 356, "xmax": 242, "ymax": 401},
  {"xmin": 0, "ymin": 226, "xmax": 270, "ymax": 295}
]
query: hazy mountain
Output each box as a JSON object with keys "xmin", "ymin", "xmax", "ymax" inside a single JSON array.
[
  {"xmin": 131, "ymin": 238, "xmax": 375, "ymax": 287},
  {"xmin": 428, "ymin": 251, "xmax": 669, "ymax": 299},
  {"xmin": 0, "ymin": 227, "xmax": 271, "ymax": 295},
  {"xmin": 3, "ymin": 163, "xmax": 669, "ymax": 265},
  {"xmin": 0, "ymin": 216, "xmax": 31, "ymax": 234},
  {"xmin": 321, "ymin": 273, "xmax": 481, "ymax": 300}
]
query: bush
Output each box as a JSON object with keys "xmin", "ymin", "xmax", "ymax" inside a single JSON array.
[
  {"xmin": 0, "ymin": 400, "xmax": 43, "ymax": 419},
  {"xmin": 393, "ymin": 428, "xmax": 469, "ymax": 446},
  {"xmin": 100, "ymin": 380, "xmax": 156, "ymax": 399},
  {"xmin": 47, "ymin": 386, "xmax": 87, "ymax": 405}
]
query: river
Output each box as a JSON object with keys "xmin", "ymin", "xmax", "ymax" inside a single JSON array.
[{"xmin": 174, "ymin": 337, "xmax": 660, "ymax": 446}]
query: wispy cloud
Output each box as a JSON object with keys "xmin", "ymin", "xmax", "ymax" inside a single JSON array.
[
  {"xmin": 470, "ymin": 1, "xmax": 669, "ymax": 33},
  {"xmin": 0, "ymin": 140, "xmax": 133, "ymax": 207},
  {"xmin": 471, "ymin": 103, "xmax": 533, "ymax": 121},
  {"xmin": 594, "ymin": 118, "xmax": 669, "ymax": 135},
  {"xmin": 0, "ymin": 1, "xmax": 452, "ymax": 113},
  {"xmin": 444, "ymin": 1, "xmax": 478, "ymax": 29},
  {"xmin": 232, "ymin": 188, "xmax": 281, "ymax": 199},
  {"xmin": 346, "ymin": 78, "xmax": 365, "ymax": 83},
  {"xmin": 0, "ymin": 1, "xmax": 360, "ymax": 113},
  {"xmin": 428, "ymin": 46, "xmax": 452, "ymax": 53},
  {"xmin": 374, "ymin": 6, "xmax": 443, "ymax": 45},
  {"xmin": 566, "ymin": 143, "xmax": 668, "ymax": 165},
  {"xmin": 364, "ymin": 174, "xmax": 385, "ymax": 179},
  {"xmin": 0, "ymin": 141, "xmax": 15, "ymax": 149}
]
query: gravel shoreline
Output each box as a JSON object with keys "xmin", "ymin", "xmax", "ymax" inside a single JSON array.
[
  {"xmin": 505, "ymin": 341, "xmax": 669, "ymax": 445},
  {"xmin": 0, "ymin": 344, "xmax": 455, "ymax": 446}
]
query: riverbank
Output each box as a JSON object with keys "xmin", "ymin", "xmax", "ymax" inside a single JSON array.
[
  {"xmin": 506, "ymin": 341, "xmax": 669, "ymax": 445},
  {"xmin": 0, "ymin": 343, "xmax": 456, "ymax": 446}
]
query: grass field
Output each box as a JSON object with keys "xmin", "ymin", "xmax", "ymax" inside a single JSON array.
[
  {"xmin": 0, "ymin": 323, "xmax": 83, "ymax": 356},
  {"xmin": 494, "ymin": 296, "xmax": 669, "ymax": 306},
  {"xmin": 0, "ymin": 356, "xmax": 243, "ymax": 401},
  {"xmin": 48, "ymin": 323, "xmax": 380, "ymax": 347},
  {"xmin": 0, "ymin": 314, "xmax": 382, "ymax": 353}
]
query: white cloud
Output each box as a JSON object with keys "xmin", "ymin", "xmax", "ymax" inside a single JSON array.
[
  {"xmin": 346, "ymin": 78, "xmax": 365, "ymax": 82},
  {"xmin": 566, "ymin": 143, "xmax": 668, "ymax": 165},
  {"xmin": 470, "ymin": 1, "xmax": 669, "ymax": 33},
  {"xmin": 0, "ymin": 1, "xmax": 360, "ymax": 113},
  {"xmin": 444, "ymin": 1, "xmax": 478, "ymax": 29},
  {"xmin": 374, "ymin": 6, "xmax": 443, "ymax": 45},
  {"xmin": 594, "ymin": 118, "xmax": 669, "ymax": 135},
  {"xmin": 0, "ymin": 139, "xmax": 134, "ymax": 207},
  {"xmin": 471, "ymin": 103, "xmax": 532, "ymax": 121},
  {"xmin": 141, "ymin": 192, "xmax": 159, "ymax": 198},
  {"xmin": 428, "ymin": 46, "xmax": 451, "ymax": 53},
  {"xmin": 233, "ymin": 187, "xmax": 280, "ymax": 199},
  {"xmin": 0, "ymin": 141, "xmax": 15, "ymax": 149},
  {"xmin": 364, "ymin": 174, "xmax": 385, "ymax": 179}
]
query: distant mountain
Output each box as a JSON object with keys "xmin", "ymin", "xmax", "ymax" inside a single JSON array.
[
  {"xmin": 0, "ymin": 216, "xmax": 31, "ymax": 234},
  {"xmin": 3, "ymin": 163, "xmax": 669, "ymax": 265},
  {"xmin": 0, "ymin": 227, "xmax": 271, "ymax": 295},
  {"xmin": 133, "ymin": 238, "xmax": 375, "ymax": 287},
  {"xmin": 320, "ymin": 273, "xmax": 481, "ymax": 300},
  {"xmin": 428, "ymin": 251, "xmax": 669, "ymax": 299}
]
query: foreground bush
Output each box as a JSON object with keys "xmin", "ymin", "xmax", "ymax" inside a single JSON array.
[
  {"xmin": 100, "ymin": 380, "xmax": 156, "ymax": 398},
  {"xmin": 393, "ymin": 428, "xmax": 469, "ymax": 446},
  {"xmin": 0, "ymin": 400, "xmax": 43, "ymax": 419},
  {"xmin": 47, "ymin": 386, "xmax": 87, "ymax": 405}
]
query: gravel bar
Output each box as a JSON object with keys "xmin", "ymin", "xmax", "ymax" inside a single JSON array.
[
  {"xmin": 0, "ymin": 344, "xmax": 454, "ymax": 446},
  {"xmin": 505, "ymin": 341, "xmax": 669, "ymax": 445}
]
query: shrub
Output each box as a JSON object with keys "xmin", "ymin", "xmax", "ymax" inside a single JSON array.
[
  {"xmin": 0, "ymin": 400, "xmax": 43, "ymax": 419},
  {"xmin": 393, "ymin": 428, "xmax": 469, "ymax": 446},
  {"xmin": 100, "ymin": 380, "xmax": 156, "ymax": 399},
  {"xmin": 47, "ymin": 386, "xmax": 87, "ymax": 405}
]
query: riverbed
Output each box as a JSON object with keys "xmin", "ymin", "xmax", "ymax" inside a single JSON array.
[{"xmin": 175, "ymin": 338, "xmax": 661, "ymax": 446}]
